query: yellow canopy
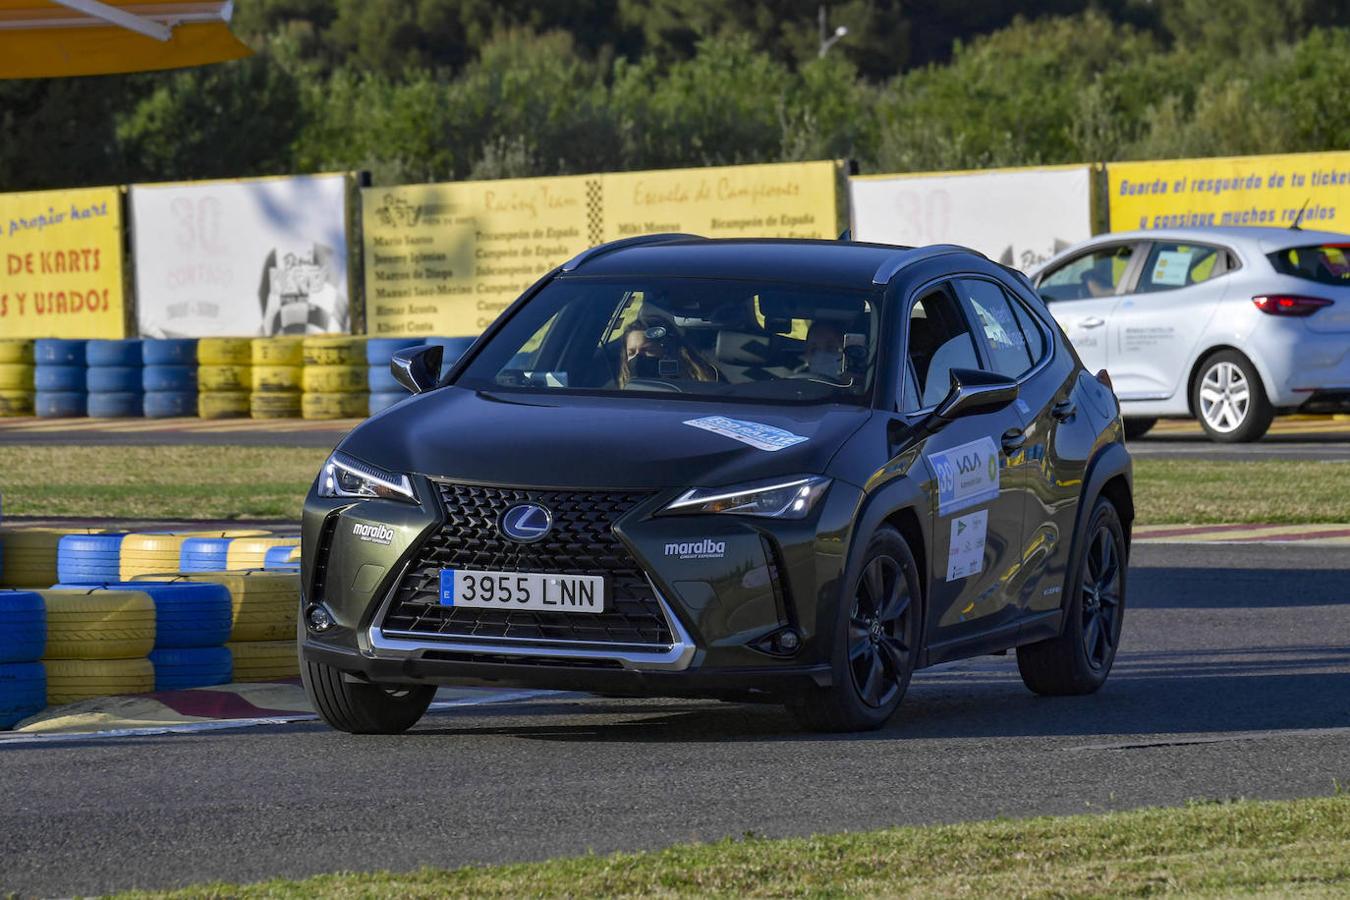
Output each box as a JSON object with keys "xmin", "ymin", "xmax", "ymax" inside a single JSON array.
[{"xmin": 0, "ymin": 1, "xmax": 251, "ymax": 78}]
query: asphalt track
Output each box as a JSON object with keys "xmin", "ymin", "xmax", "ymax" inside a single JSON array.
[
  {"xmin": 1130, "ymin": 416, "xmax": 1350, "ymax": 460},
  {"xmin": 1, "ymin": 541, "xmax": 1347, "ymax": 896}
]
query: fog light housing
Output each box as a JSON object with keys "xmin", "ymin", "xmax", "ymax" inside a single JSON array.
[
  {"xmin": 751, "ymin": 626, "xmax": 801, "ymax": 657},
  {"xmin": 306, "ymin": 605, "xmax": 334, "ymax": 633}
]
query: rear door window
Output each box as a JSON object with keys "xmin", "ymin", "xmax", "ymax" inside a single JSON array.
[
  {"xmin": 1267, "ymin": 244, "xmax": 1350, "ymax": 287},
  {"xmin": 955, "ymin": 279, "xmax": 1034, "ymax": 379}
]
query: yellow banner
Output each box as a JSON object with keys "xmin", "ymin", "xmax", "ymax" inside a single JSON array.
[
  {"xmin": 362, "ymin": 161, "xmax": 838, "ymax": 337},
  {"xmin": 0, "ymin": 186, "xmax": 125, "ymax": 338},
  {"xmin": 1108, "ymin": 151, "xmax": 1350, "ymax": 233}
]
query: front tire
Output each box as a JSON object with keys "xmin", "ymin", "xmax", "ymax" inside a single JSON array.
[
  {"xmin": 1017, "ymin": 497, "xmax": 1127, "ymax": 696},
  {"xmin": 789, "ymin": 527, "xmax": 922, "ymax": 732},
  {"xmin": 302, "ymin": 654, "xmax": 435, "ymax": 734},
  {"xmin": 1192, "ymin": 350, "xmax": 1273, "ymax": 443}
]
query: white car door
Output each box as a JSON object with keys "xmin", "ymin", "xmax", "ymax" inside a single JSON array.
[
  {"xmin": 1106, "ymin": 241, "xmax": 1233, "ymax": 402},
  {"xmin": 1035, "ymin": 242, "xmax": 1142, "ymax": 375}
]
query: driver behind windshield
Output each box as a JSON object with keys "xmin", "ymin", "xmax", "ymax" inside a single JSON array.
[
  {"xmin": 619, "ymin": 316, "xmax": 719, "ymax": 387},
  {"xmin": 799, "ymin": 320, "xmax": 846, "ymax": 379}
]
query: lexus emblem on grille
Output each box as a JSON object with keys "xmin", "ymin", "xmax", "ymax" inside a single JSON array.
[{"xmin": 500, "ymin": 503, "xmax": 553, "ymax": 543}]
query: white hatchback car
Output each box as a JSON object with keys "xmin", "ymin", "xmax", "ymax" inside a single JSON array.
[{"xmin": 1031, "ymin": 226, "xmax": 1350, "ymax": 442}]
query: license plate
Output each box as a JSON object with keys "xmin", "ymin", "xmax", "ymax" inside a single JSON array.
[{"xmin": 439, "ymin": 569, "xmax": 606, "ymax": 614}]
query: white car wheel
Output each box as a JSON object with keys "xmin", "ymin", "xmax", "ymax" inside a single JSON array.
[{"xmin": 1198, "ymin": 361, "xmax": 1250, "ymax": 434}]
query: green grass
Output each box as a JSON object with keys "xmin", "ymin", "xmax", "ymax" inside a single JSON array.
[
  {"xmin": 122, "ymin": 795, "xmax": 1350, "ymax": 898},
  {"xmin": 0, "ymin": 445, "xmax": 1347, "ymax": 525}
]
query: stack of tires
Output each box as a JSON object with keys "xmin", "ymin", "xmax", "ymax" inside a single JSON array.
[
  {"xmin": 0, "ymin": 591, "xmax": 46, "ymax": 729},
  {"xmin": 142, "ymin": 339, "xmax": 198, "ymax": 418},
  {"xmin": 0, "ymin": 528, "xmax": 105, "ymax": 588},
  {"xmin": 179, "ymin": 534, "xmax": 299, "ymax": 572},
  {"xmin": 251, "ymin": 337, "xmax": 303, "ymax": 419},
  {"xmin": 366, "ymin": 338, "xmax": 424, "ymax": 415},
  {"xmin": 85, "ymin": 339, "xmax": 143, "ymax": 418},
  {"xmin": 302, "ymin": 336, "xmax": 367, "ymax": 420},
  {"xmin": 34, "ymin": 339, "xmax": 88, "ymax": 418},
  {"xmin": 197, "ymin": 338, "xmax": 252, "ymax": 419},
  {"xmin": 263, "ymin": 545, "xmax": 301, "ymax": 572},
  {"xmin": 57, "ymin": 533, "xmax": 128, "ymax": 585},
  {"xmin": 39, "ymin": 589, "xmax": 155, "ymax": 704},
  {"xmin": 0, "ymin": 339, "xmax": 35, "ymax": 418},
  {"xmin": 119, "ymin": 530, "xmax": 270, "ymax": 580}
]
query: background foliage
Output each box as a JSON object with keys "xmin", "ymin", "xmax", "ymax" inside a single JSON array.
[{"xmin": 1, "ymin": 0, "xmax": 1347, "ymax": 190}]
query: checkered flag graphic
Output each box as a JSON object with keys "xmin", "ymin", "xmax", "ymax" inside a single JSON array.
[{"xmin": 586, "ymin": 179, "xmax": 604, "ymax": 245}]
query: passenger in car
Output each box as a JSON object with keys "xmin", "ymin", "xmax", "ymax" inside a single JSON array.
[
  {"xmin": 619, "ymin": 317, "xmax": 720, "ymax": 386},
  {"xmin": 799, "ymin": 320, "xmax": 846, "ymax": 378}
]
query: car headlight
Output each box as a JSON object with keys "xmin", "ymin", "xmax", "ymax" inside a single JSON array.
[
  {"xmin": 316, "ymin": 451, "xmax": 416, "ymax": 503},
  {"xmin": 661, "ymin": 475, "xmax": 831, "ymax": 519}
]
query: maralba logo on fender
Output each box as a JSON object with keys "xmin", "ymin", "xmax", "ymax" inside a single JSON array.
[
  {"xmin": 665, "ymin": 539, "xmax": 726, "ymax": 560},
  {"xmin": 352, "ymin": 523, "xmax": 395, "ymax": 545}
]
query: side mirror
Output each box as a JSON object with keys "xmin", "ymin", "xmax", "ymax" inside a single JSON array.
[
  {"xmin": 932, "ymin": 368, "xmax": 1018, "ymax": 423},
  {"xmin": 390, "ymin": 345, "xmax": 444, "ymax": 394}
]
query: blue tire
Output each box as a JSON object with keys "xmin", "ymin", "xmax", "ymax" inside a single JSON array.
[
  {"xmin": 179, "ymin": 537, "xmax": 231, "ymax": 573},
  {"xmin": 57, "ymin": 534, "xmax": 126, "ymax": 585},
  {"xmin": 34, "ymin": 365, "xmax": 86, "ymax": 392},
  {"xmin": 86, "ymin": 339, "xmax": 143, "ymax": 367},
  {"xmin": 143, "ymin": 339, "xmax": 198, "ymax": 366},
  {"xmin": 367, "ymin": 365, "xmax": 405, "ymax": 393},
  {"xmin": 0, "ymin": 662, "xmax": 45, "ymax": 729},
  {"xmin": 0, "ymin": 592, "xmax": 45, "ymax": 663},
  {"xmin": 149, "ymin": 646, "xmax": 233, "ymax": 691},
  {"xmin": 87, "ymin": 391, "xmax": 144, "ymax": 418},
  {"xmin": 365, "ymin": 338, "xmax": 425, "ymax": 366},
  {"xmin": 263, "ymin": 545, "xmax": 300, "ymax": 571},
  {"xmin": 369, "ymin": 391, "xmax": 408, "ymax": 416},
  {"xmin": 34, "ymin": 339, "xmax": 86, "ymax": 366},
  {"xmin": 35, "ymin": 391, "xmax": 87, "ymax": 418},
  {"xmin": 143, "ymin": 391, "xmax": 197, "ymax": 419},
  {"xmin": 86, "ymin": 366, "xmax": 142, "ymax": 393},
  {"xmin": 142, "ymin": 365, "xmax": 197, "ymax": 393}
]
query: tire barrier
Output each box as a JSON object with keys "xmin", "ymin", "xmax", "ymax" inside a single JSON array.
[
  {"xmin": 226, "ymin": 639, "xmax": 299, "ymax": 682},
  {"xmin": 302, "ymin": 335, "xmax": 363, "ymax": 367},
  {"xmin": 0, "ymin": 339, "xmax": 35, "ymax": 365},
  {"xmin": 142, "ymin": 365, "xmax": 197, "ymax": 393},
  {"xmin": 0, "ymin": 662, "xmax": 46, "ymax": 729},
  {"xmin": 34, "ymin": 365, "xmax": 85, "ymax": 392},
  {"xmin": 251, "ymin": 365, "xmax": 302, "ymax": 393},
  {"xmin": 149, "ymin": 646, "xmax": 232, "ymax": 691},
  {"xmin": 87, "ymin": 391, "xmax": 144, "ymax": 419},
  {"xmin": 197, "ymin": 391, "xmax": 250, "ymax": 419},
  {"xmin": 0, "ymin": 364, "xmax": 34, "ymax": 391},
  {"xmin": 0, "ymin": 391, "xmax": 36, "ymax": 417},
  {"xmin": 53, "ymin": 582, "xmax": 232, "ymax": 650},
  {"xmin": 250, "ymin": 392, "xmax": 301, "ymax": 419},
  {"xmin": 86, "ymin": 340, "xmax": 143, "ymax": 368},
  {"xmin": 0, "ymin": 528, "xmax": 104, "ymax": 588},
  {"xmin": 136, "ymin": 571, "xmax": 298, "ymax": 642},
  {"xmin": 302, "ymin": 391, "xmax": 368, "ymax": 420},
  {"xmin": 252, "ymin": 337, "xmax": 304, "ymax": 367},
  {"xmin": 143, "ymin": 391, "xmax": 197, "ymax": 419},
  {"xmin": 40, "ymin": 589, "xmax": 155, "ymax": 660},
  {"xmin": 424, "ymin": 336, "xmax": 475, "ymax": 378},
  {"xmin": 224, "ymin": 537, "xmax": 301, "ymax": 571},
  {"xmin": 367, "ymin": 365, "xmax": 404, "ymax": 394},
  {"xmin": 365, "ymin": 338, "xmax": 423, "ymax": 367},
  {"xmin": 44, "ymin": 658, "xmax": 154, "ymax": 705},
  {"xmin": 142, "ymin": 338, "xmax": 197, "ymax": 367},
  {"xmin": 368, "ymin": 391, "xmax": 407, "ymax": 416},
  {"xmin": 0, "ymin": 592, "xmax": 45, "ymax": 663},
  {"xmin": 34, "ymin": 391, "xmax": 85, "ymax": 418},
  {"xmin": 119, "ymin": 530, "xmax": 271, "ymax": 581},
  {"xmin": 34, "ymin": 339, "xmax": 86, "ymax": 366},
  {"xmin": 302, "ymin": 365, "xmax": 367, "ymax": 393},
  {"xmin": 57, "ymin": 533, "xmax": 128, "ymax": 585},
  {"xmin": 198, "ymin": 337, "xmax": 251, "ymax": 366},
  {"xmin": 263, "ymin": 545, "xmax": 301, "ymax": 571},
  {"xmin": 179, "ymin": 536, "xmax": 232, "ymax": 573},
  {"xmin": 198, "ymin": 365, "xmax": 251, "ymax": 391},
  {"xmin": 86, "ymin": 365, "xmax": 142, "ymax": 393}
]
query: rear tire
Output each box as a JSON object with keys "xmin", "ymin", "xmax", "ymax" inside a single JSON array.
[
  {"xmin": 1122, "ymin": 417, "xmax": 1157, "ymax": 440},
  {"xmin": 1017, "ymin": 497, "xmax": 1126, "ymax": 695},
  {"xmin": 302, "ymin": 652, "xmax": 434, "ymax": 734},
  {"xmin": 1191, "ymin": 350, "xmax": 1273, "ymax": 443},
  {"xmin": 789, "ymin": 526, "xmax": 922, "ymax": 732}
]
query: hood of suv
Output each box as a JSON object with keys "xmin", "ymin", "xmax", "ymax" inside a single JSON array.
[{"xmin": 339, "ymin": 386, "xmax": 872, "ymax": 491}]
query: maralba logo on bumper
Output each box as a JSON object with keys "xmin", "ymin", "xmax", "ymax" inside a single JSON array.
[
  {"xmin": 352, "ymin": 523, "xmax": 395, "ymax": 545},
  {"xmin": 665, "ymin": 539, "xmax": 727, "ymax": 560}
]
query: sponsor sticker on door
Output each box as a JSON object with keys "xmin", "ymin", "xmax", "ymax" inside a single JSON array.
[
  {"xmin": 927, "ymin": 437, "xmax": 1000, "ymax": 516},
  {"xmin": 946, "ymin": 509, "xmax": 989, "ymax": 582}
]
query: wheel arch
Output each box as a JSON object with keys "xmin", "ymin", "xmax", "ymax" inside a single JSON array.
[
  {"xmin": 1057, "ymin": 441, "xmax": 1133, "ymax": 634},
  {"xmin": 845, "ymin": 476, "xmax": 933, "ymax": 655}
]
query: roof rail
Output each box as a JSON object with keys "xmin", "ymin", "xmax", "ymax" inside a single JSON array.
[
  {"xmin": 560, "ymin": 233, "xmax": 702, "ymax": 273},
  {"xmin": 871, "ymin": 244, "xmax": 985, "ymax": 286}
]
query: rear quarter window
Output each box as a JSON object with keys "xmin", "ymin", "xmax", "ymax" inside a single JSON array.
[{"xmin": 1267, "ymin": 245, "xmax": 1350, "ymax": 287}]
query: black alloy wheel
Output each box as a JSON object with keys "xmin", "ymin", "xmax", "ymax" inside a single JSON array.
[
  {"xmin": 1079, "ymin": 520, "xmax": 1122, "ymax": 671},
  {"xmin": 848, "ymin": 555, "xmax": 914, "ymax": 709}
]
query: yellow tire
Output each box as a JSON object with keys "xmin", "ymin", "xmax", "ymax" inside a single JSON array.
[
  {"xmin": 302, "ymin": 336, "xmax": 363, "ymax": 367},
  {"xmin": 0, "ymin": 528, "xmax": 103, "ymax": 588},
  {"xmin": 250, "ymin": 392, "xmax": 301, "ymax": 419},
  {"xmin": 227, "ymin": 639, "xmax": 299, "ymax": 682},
  {"xmin": 224, "ymin": 537, "xmax": 301, "ymax": 571},
  {"xmin": 251, "ymin": 365, "xmax": 301, "ymax": 393},
  {"xmin": 301, "ymin": 365, "xmax": 367, "ymax": 393},
  {"xmin": 252, "ymin": 337, "xmax": 304, "ymax": 366},
  {"xmin": 45, "ymin": 658, "xmax": 155, "ymax": 704},
  {"xmin": 302, "ymin": 392, "xmax": 368, "ymax": 420},
  {"xmin": 198, "ymin": 391, "xmax": 250, "ymax": 419},
  {"xmin": 0, "ymin": 364, "xmax": 34, "ymax": 391},
  {"xmin": 0, "ymin": 339, "xmax": 34, "ymax": 364},
  {"xmin": 198, "ymin": 338, "xmax": 252, "ymax": 366},
  {"xmin": 134, "ymin": 570, "xmax": 299, "ymax": 642},
  {"xmin": 40, "ymin": 589, "xmax": 156, "ymax": 659},
  {"xmin": 0, "ymin": 390, "xmax": 34, "ymax": 417},
  {"xmin": 199, "ymin": 364, "xmax": 251, "ymax": 392}
]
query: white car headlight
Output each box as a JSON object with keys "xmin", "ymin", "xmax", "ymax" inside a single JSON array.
[
  {"xmin": 316, "ymin": 451, "xmax": 416, "ymax": 503},
  {"xmin": 661, "ymin": 476, "xmax": 831, "ymax": 520}
]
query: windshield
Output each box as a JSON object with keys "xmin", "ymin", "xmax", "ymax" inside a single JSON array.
[
  {"xmin": 1267, "ymin": 244, "xmax": 1350, "ymax": 287},
  {"xmin": 455, "ymin": 277, "xmax": 880, "ymax": 405}
]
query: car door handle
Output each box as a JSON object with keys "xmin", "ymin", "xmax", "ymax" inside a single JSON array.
[
  {"xmin": 1078, "ymin": 317, "xmax": 1106, "ymax": 328},
  {"xmin": 1001, "ymin": 427, "xmax": 1027, "ymax": 455},
  {"xmin": 1052, "ymin": 399, "xmax": 1077, "ymax": 422}
]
